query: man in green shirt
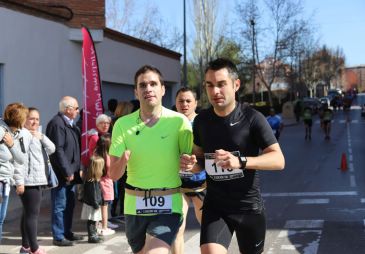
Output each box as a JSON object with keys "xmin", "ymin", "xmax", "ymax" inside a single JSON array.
[{"xmin": 109, "ymin": 65, "xmax": 193, "ymax": 254}]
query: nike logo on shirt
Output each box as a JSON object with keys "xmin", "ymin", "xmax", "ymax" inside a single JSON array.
[{"xmin": 230, "ymin": 121, "xmax": 240, "ymax": 126}]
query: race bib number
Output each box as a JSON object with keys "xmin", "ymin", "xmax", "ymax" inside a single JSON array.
[
  {"xmin": 136, "ymin": 195, "xmax": 172, "ymax": 215},
  {"xmin": 179, "ymin": 170, "xmax": 193, "ymax": 179},
  {"xmin": 205, "ymin": 151, "xmax": 244, "ymax": 181}
]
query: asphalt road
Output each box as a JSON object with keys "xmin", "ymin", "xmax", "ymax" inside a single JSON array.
[{"xmin": 2, "ymin": 95, "xmax": 365, "ymax": 254}]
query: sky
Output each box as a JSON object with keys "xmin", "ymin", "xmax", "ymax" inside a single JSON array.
[{"xmin": 109, "ymin": 0, "xmax": 365, "ymax": 67}]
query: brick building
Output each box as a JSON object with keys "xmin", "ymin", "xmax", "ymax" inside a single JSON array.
[{"xmin": 0, "ymin": 0, "xmax": 182, "ymax": 126}]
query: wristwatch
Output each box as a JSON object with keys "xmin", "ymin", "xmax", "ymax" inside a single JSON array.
[{"xmin": 237, "ymin": 156, "xmax": 247, "ymax": 169}]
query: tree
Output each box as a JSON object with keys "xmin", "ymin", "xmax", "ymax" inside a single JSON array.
[
  {"xmin": 190, "ymin": 0, "xmax": 226, "ymax": 107},
  {"xmin": 236, "ymin": 0, "xmax": 313, "ymax": 106},
  {"xmin": 106, "ymin": 0, "xmax": 183, "ymax": 51}
]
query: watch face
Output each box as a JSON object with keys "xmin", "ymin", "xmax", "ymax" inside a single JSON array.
[{"xmin": 241, "ymin": 156, "xmax": 247, "ymax": 162}]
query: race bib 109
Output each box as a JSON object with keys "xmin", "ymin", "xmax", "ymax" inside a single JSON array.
[
  {"xmin": 204, "ymin": 151, "xmax": 244, "ymax": 181},
  {"xmin": 136, "ymin": 195, "xmax": 172, "ymax": 215}
]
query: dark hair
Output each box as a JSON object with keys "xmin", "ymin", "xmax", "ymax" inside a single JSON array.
[
  {"xmin": 134, "ymin": 65, "xmax": 164, "ymax": 87},
  {"xmin": 95, "ymin": 133, "xmax": 111, "ymax": 159},
  {"xmin": 175, "ymin": 87, "xmax": 197, "ymax": 100},
  {"xmin": 94, "ymin": 133, "xmax": 111, "ymax": 177},
  {"xmin": 107, "ymin": 99, "xmax": 118, "ymax": 113},
  {"xmin": 205, "ymin": 58, "xmax": 239, "ymax": 80},
  {"xmin": 28, "ymin": 107, "xmax": 39, "ymax": 114}
]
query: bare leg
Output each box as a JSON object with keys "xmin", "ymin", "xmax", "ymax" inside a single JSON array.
[
  {"xmin": 201, "ymin": 243, "xmax": 227, "ymax": 254},
  {"xmin": 171, "ymin": 194, "xmax": 190, "ymax": 254}
]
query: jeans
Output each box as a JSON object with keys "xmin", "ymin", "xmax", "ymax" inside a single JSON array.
[
  {"xmin": 0, "ymin": 194, "xmax": 10, "ymax": 243},
  {"xmin": 51, "ymin": 184, "xmax": 76, "ymax": 241}
]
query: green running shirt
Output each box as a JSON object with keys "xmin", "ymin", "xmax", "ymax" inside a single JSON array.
[{"xmin": 109, "ymin": 107, "xmax": 193, "ymax": 215}]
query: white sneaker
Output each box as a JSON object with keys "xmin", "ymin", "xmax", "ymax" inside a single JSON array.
[
  {"xmin": 101, "ymin": 228, "xmax": 115, "ymax": 236},
  {"xmin": 107, "ymin": 221, "xmax": 119, "ymax": 229}
]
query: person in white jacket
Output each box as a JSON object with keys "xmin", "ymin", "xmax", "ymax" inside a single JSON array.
[
  {"xmin": 0, "ymin": 103, "xmax": 27, "ymax": 244},
  {"xmin": 17, "ymin": 107, "xmax": 55, "ymax": 254}
]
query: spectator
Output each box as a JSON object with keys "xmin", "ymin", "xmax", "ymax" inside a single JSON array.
[
  {"xmin": 105, "ymin": 99, "xmax": 118, "ymax": 121},
  {"xmin": 0, "ymin": 103, "xmax": 28, "ymax": 243},
  {"xmin": 18, "ymin": 107, "xmax": 55, "ymax": 254},
  {"xmin": 81, "ymin": 156, "xmax": 104, "ymax": 243},
  {"xmin": 46, "ymin": 96, "xmax": 83, "ymax": 246}
]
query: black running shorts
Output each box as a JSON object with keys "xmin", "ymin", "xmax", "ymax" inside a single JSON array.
[{"xmin": 200, "ymin": 208, "xmax": 266, "ymax": 254}]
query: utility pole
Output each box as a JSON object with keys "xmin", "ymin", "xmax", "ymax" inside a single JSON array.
[
  {"xmin": 250, "ymin": 19, "xmax": 256, "ymax": 104},
  {"xmin": 183, "ymin": 0, "xmax": 187, "ymax": 87}
]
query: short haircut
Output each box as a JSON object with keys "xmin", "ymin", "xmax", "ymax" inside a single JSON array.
[
  {"xmin": 96, "ymin": 114, "xmax": 111, "ymax": 125},
  {"xmin": 205, "ymin": 58, "xmax": 239, "ymax": 80},
  {"xmin": 28, "ymin": 107, "xmax": 39, "ymax": 114},
  {"xmin": 175, "ymin": 87, "xmax": 197, "ymax": 100},
  {"xmin": 59, "ymin": 96, "xmax": 76, "ymax": 113},
  {"xmin": 3, "ymin": 103, "xmax": 28, "ymax": 129},
  {"xmin": 134, "ymin": 65, "xmax": 164, "ymax": 87}
]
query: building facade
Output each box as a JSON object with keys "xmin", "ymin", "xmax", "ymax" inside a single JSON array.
[{"xmin": 0, "ymin": 0, "xmax": 181, "ymax": 127}]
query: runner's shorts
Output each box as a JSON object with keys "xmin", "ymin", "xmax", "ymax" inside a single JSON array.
[
  {"xmin": 125, "ymin": 213, "xmax": 182, "ymax": 253},
  {"xmin": 200, "ymin": 208, "xmax": 266, "ymax": 254}
]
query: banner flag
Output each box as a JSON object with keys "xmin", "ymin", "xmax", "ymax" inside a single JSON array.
[{"xmin": 81, "ymin": 26, "xmax": 104, "ymax": 167}]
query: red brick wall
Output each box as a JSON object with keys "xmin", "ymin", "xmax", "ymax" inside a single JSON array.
[{"xmin": 0, "ymin": 0, "xmax": 105, "ymax": 29}]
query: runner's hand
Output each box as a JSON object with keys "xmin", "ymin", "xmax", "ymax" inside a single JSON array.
[
  {"xmin": 180, "ymin": 154, "xmax": 197, "ymax": 171},
  {"xmin": 215, "ymin": 149, "xmax": 241, "ymax": 169}
]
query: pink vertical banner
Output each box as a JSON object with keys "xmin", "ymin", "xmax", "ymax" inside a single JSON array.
[{"xmin": 81, "ymin": 26, "xmax": 104, "ymax": 166}]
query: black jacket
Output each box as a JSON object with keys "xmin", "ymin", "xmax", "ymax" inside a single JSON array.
[
  {"xmin": 82, "ymin": 181, "xmax": 102, "ymax": 209},
  {"xmin": 46, "ymin": 113, "xmax": 81, "ymax": 184}
]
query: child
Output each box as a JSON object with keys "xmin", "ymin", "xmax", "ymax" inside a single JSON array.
[
  {"xmin": 94, "ymin": 133, "xmax": 116, "ymax": 236},
  {"xmin": 81, "ymin": 156, "xmax": 104, "ymax": 243}
]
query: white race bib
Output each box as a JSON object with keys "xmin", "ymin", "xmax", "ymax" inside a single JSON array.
[
  {"xmin": 204, "ymin": 151, "xmax": 244, "ymax": 181},
  {"xmin": 136, "ymin": 195, "xmax": 172, "ymax": 214}
]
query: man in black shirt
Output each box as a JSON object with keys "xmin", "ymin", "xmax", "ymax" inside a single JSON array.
[{"xmin": 180, "ymin": 58, "xmax": 285, "ymax": 254}]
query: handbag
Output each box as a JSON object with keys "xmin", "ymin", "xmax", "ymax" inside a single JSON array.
[{"xmin": 41, "ymin": 145, "xmax": 59, "ymax": 189}]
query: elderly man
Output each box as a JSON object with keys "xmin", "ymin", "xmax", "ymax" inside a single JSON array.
[{"xmin": 46, "ymin": 96, "xmax": 83, "ymax": 246}]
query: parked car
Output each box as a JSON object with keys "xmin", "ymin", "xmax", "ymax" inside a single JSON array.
[
  {"xmin": 303, "ymin": 97, "xmax": 322, "ymax": 113},
  {"xmin": 319, "ymin": 97, "xmax": 331, "ymax": 107}
]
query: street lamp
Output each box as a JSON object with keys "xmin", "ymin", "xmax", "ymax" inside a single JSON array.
[
  {"xmin": 250, "ymin": 19, "xmax": 256, "ymax": 104},
  {"xmin": 183, "ymin": 0, "xmax": 187, "ymax": 87}
]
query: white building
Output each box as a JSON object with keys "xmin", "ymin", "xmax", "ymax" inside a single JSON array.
[{"xmin": 0, "ymin": 0, "xmax": 182, "ymax": 127}]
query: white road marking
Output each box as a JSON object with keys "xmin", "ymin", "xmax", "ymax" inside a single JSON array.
[
  {"xmin": 281, "ymin": 244, "xmax": 301, "ymax": 250},
  {"xmin": 262, "ymin": 191, "xmax": 357, "ymax": 197},
  {"xmin": 297, "ymin": 198, "xmax": 329, "ymax": 204},
  {"xmin": 350, "ymin": 175, "xmax": 356, "ymax": 188},
  {"xmin": 361, "ymin": 198, "xmax": 365, "ymax": 203},
  {"xmin": 349, "ymin": 154, "xmax": 353, "ymax": 162},
  {"xmin": 348, "ymin": 148, "xmax": 352, "ymax": 154},
  {"xmin": 284, "ymin": 220, "xmax": 324, "ymax": 229},
  {"xmin": 349, "ymin": 162, "xmax": 354, "ymax": 172}
]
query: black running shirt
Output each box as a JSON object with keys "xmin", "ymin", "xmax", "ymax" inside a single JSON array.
[{"xmin": 193, "ymin": 102, "xmax": 277, "ymax": 213}]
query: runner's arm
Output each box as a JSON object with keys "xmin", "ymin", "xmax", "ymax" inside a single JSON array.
[
  {"xmin": 246, "ymin": 143, "xmax": 285, "ymax": 170},
  {"xmin": 109, "ymin": 151, "xmax": 130, "ymax": 180}
]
